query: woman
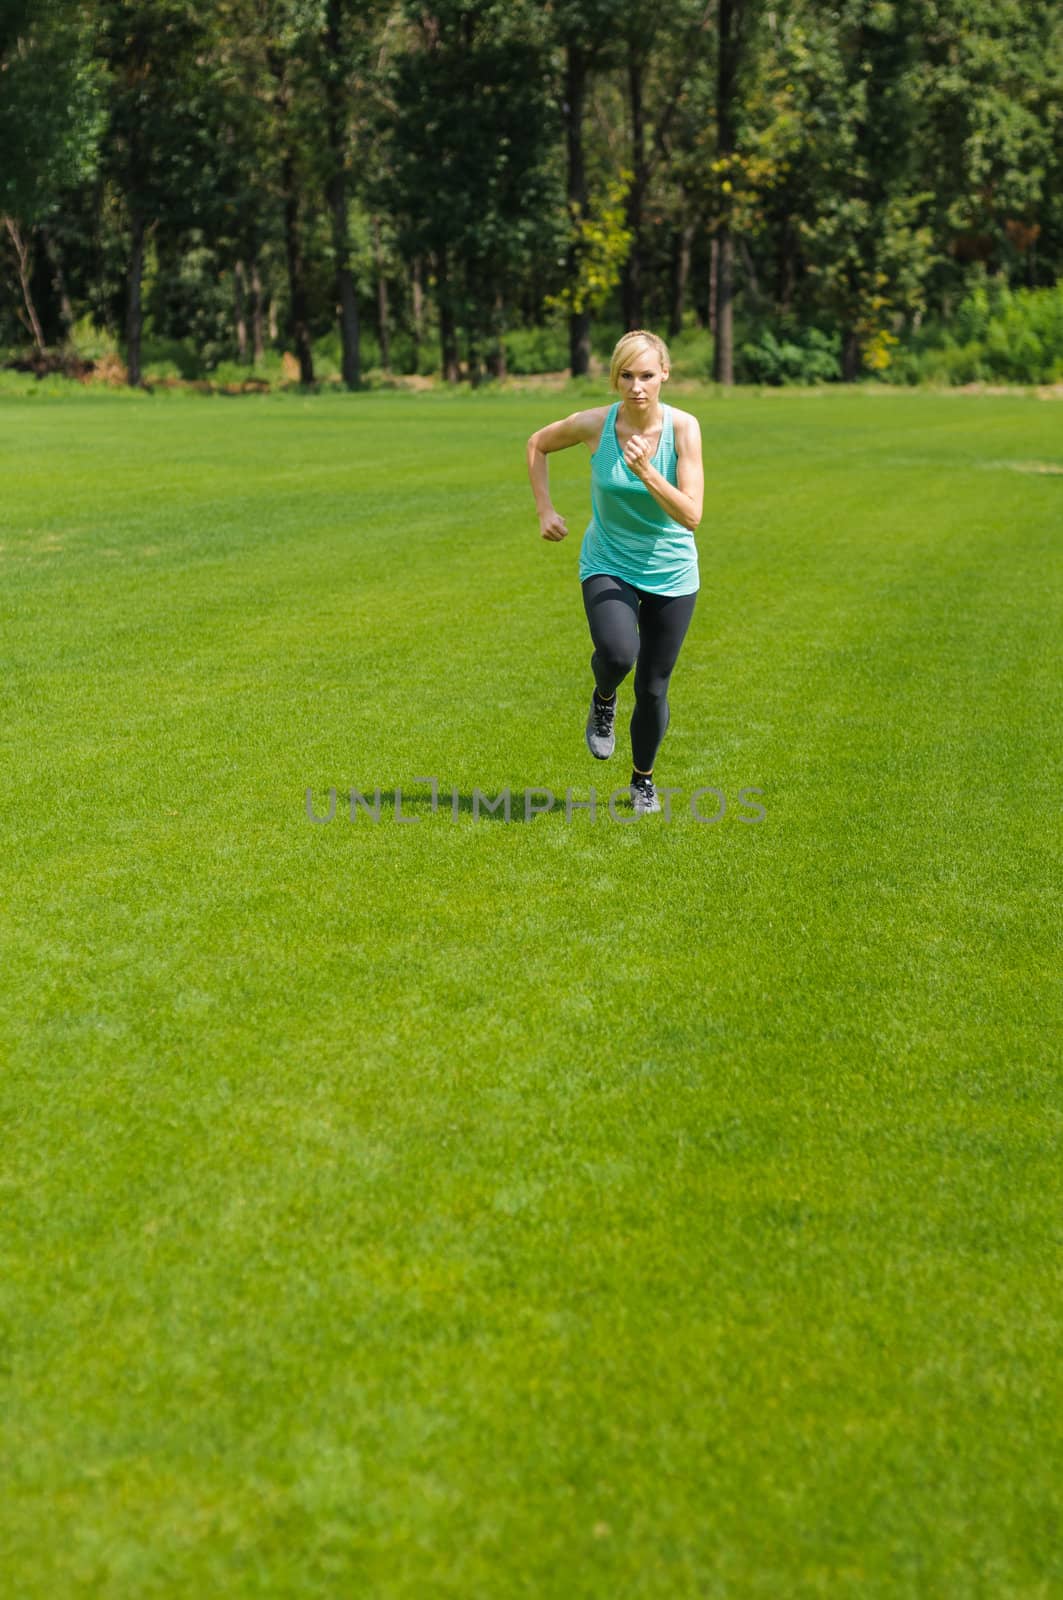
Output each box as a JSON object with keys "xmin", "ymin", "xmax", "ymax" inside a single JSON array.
[{"xmin": 526, "ymin": 329, "xmax": 704, "ymax": 815}]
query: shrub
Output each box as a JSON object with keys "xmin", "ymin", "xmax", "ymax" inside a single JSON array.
[
  {"xmin": 141, "ymin": 338, "xmax": 202, "ymax": 380},
  {"xmin": 667, "ymin": 325, "xmax": 715, "ymax": 382},
  {"xmin": 502, "ymin": 323, "xmax": 569, "ymax": 374},
  {"xmin": 736, "ymin": 324, "xmax": 840, "ymax": 385},
  {"xmin": 886, "ymin": 279, "xmax": 1063, "ymax": 386}
]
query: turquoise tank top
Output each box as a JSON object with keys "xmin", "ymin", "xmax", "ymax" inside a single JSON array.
[{"xmin": 578, "ymin": 402, "xmax": 699, "ymax": 596}]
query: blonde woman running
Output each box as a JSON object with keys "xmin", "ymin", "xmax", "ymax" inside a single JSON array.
[{"xmin": 527, "ymin": 329, "xmax": 703, "ymax": 815}]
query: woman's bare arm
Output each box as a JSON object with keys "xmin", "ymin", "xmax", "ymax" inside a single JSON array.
[{"xmin": 527, "ymin": 409, "xmax": 607, "ymax": 541}]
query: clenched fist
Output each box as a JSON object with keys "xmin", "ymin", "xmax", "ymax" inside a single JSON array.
[
  {"xmin": 539, "ymin": 507, "xmax": 569, "ymax": 542},
  {"xmin": 622, "ymin": 433, "xmax": 653, "ymax": 478}
]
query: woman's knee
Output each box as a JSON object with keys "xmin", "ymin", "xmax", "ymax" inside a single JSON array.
[
  {"xmin": 596, "ymin": 644, "xmax": 639, "ymax": 678},
  {"xmin": 634, "ymin": 668, "xmax": 671, "ymax": 703}
]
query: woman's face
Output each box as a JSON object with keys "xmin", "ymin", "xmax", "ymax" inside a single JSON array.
[{"xmin": 616, "ymin": 346, "xmax": 668, "ymax": 410}]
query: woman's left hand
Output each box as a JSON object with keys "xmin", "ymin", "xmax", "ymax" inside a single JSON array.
[{"xmin": 622, "ymin": 434, "xmax": 652, "ymax": 478}]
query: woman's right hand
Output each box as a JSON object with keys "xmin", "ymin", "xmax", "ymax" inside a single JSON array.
[{"xmin": 539, "ymin": 507, "xmax": 569, "ymax": 542}]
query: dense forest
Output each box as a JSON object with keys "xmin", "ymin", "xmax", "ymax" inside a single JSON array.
[{"xmin": 2, "ymin": 0, "xmax": 1061, "ymax": 387}]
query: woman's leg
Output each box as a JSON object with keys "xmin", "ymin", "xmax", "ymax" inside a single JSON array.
[
  {"xmin": 581, "ymin": 573, "xmax": 640, "ymax": 695},
  {"xmin": 630, "ymin": 589, "xmax": 698, "ymax": 773}
]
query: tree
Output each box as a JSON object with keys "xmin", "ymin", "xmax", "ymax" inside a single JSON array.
[
  {"xmin": 380, "ymin": 1, "xmax": 559, "ymax": 382},
  {"xmin": 97, "ymin": 0, "xmax": 226, "ymax": 384},
  {"xmin": 0, "ymin": 0, "xmax": 103, "ymax": 353},
  {"xmin": 711, "ymin": 0, "xmax": 754, "ymax": 383},
  {"xmin": 911, "ymin": 0, "xmax": 1063, "ymax": 297},
  {"xmin": 784, "ymin": 1, "xmax": 934, "ymax": 376},
  {"xmin": 322, "ymin": 0, "xmax": 365, "ymax": 386},
  {"xmin": 547, "ymin": 0, "xmax": 619, "ymax": 374},
  {"xmin": 616, "ymin": 2, "xmax": 715, "ymax": 332}
]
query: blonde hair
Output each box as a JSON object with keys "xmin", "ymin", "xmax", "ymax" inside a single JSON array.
[{"xmin": 609, "ymin": 330, "xmax": 671, "ymax": 392}]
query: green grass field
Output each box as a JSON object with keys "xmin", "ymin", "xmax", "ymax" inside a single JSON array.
[{"xmin": 1, "ymin": 384, "xmax": 1060, "ymax": 1597}]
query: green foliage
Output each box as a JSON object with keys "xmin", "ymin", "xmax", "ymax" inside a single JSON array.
[
  {"xmin": 736, "ymin": 322, "xmax": 841, "ymax": 385},
  {"xmin": 67, "ymin": 314, "xmax": 119, "ymax": 361},
  {"xmin": 0, "ymin": 0, "xmax": 105, "ymax": 221},
  {"xmin": 140, "ymin": 337, "xmax": 203, "ymax": 380},
  {"xmin": 378, "ymin": 3, "xmax": 562, "ymax": 366},
  {"xmin": 146, "ymin": 233, "xmax": 238, "ymax": 368},
  {"xmin": 911, "ymin": 0, "xmax": 1063, "ymax": 298},
  {"xmin": 2, "ymin": 0, "xmax": 1061, "ymax": 383},
  {"xmin": 756, "ymin": 1, "xmax": 941, "ymax": 366},
  {"xmin": 665, "ymin": 325, "xmax": 716, "ymax": 382},
  {"xmin": 887, "ymin": 279, "xmax": 1063, "ymax": 385},
  {"xmin": 208, "ymin": 352, "xmax": 288, "ymax": 385},
  {"xmin": 545, "ymin": 173, "xmax": 635, "ymax": 318},
  {"xmin": 97, "ymin": 0, "xmax": 230, "ymax": 232},
  {"xmin": 502, "ymin": 322, "xmax": 569, "ymax": 374}
]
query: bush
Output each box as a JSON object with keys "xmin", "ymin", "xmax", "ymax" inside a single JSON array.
[
  {"xmin": 68, "ymin": 316, "xmax": 119, "ymax": 361},
  {"xmin": 209, "ymin": 356, "xmax": 283, "ymax": 387},
  {"xmin": 502, "ymin": 322, "xmax": 569, "ymax": 374},
  {"xmin": 736, "ymin": 323, "xmax": 840, "ymax": 385},
  {"xmin": 887, "ymin": 340, "xmax": 986, "ymax": 386},
  {"xmin": 385, "ymin": 331, "xmax": 439, "ymax": 377},
  {"xmin": 886, "ymin": 279, "xmax": 1063, "ymax": 386},
  {"xmin": 141, "ymin": 337, "xmax": 203, "ymax": 380},
  {"xmin": 667, "ymin": 325, "xmax": 715, "ymax": 381}
]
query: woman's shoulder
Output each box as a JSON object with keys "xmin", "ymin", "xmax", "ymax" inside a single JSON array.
[
  {"xmin": 667, "ymin": 405, "xmax": 702, "ymax": 446},
  {"xmin": 567, "ymin": 403, "xmax": 614, "ymax": 436},
  {"xmin": 530, "ymin": 405, "xmax": 612, "ymax": 453},
  {"xmin": 581, "ymin": 403, "xmax": 615, "ymax": 452}
]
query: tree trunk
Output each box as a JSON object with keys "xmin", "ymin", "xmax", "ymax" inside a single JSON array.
[
  {"xmin": 4, "ymin": 216, "xmax": 46, "ymax": 355},
  {"xmin": 125, "ymin": 210, "xmax": 146, "ymax": 386},
  {"xmin": 411, "ymin": 256, "xmax": 424, "ymax": 373},
  {"xmin": 569, "ymin": 308, "xmax": 591, "ymax": 377},
  {"xmin": 324, "ymin": 0, "xmax": 360, "ymax": 389},
  {"xmin": 708, "ymin": 234, "xmax": 719, "ymax": 337},
  {"xmin": 283, "ymin": 167, "xmax": 314, "ymax": 384},
  {"xmin": 465, "ymin": 262, "xmax": 483, "ymax": 385},
  {"xmin": 739, "ymin": 237, "xmax": 763, "ymax": 307},
  {"xmin": 841, "ymin": 328, "xmax": 860, "ymax": 381},
  {"xmin": 564, "ymin": 45, "xmax": 591, "ymax": 377},
  {"xmin": 621, "ymin": 49, "xmax": 646, "ymax": 331},
  {"xmin": 234, "ymin": 258, "xmax": 249, "ymax": 363},
  {"xmin": 714, "ymin": 227, "xmax": 734, "ymax": 385},
  {"xmin": 487, "ymin": 289, "xmax": 507, "ymax": 380},
  {"xmin": 436, "ymin": 248, "xmax": 460, "ymax": 382},
  {"xmin": 712, "ymin": 0, "xmax": 741, "ymax": 385},
  {"xmin": 41, "ymin": 225, "xmax": 74, "ymax": 342},
  {"xmin": 328, "ymin": 172, "xmax": 360, "ymax": 387},
  {"xmin": 269, "ymin": 49, "xmax": 314, "ymax": 384},
  {"xmin": 776, "ymin": 224, "xmax": 796, "ymax": 316},
  {"xmin": 372, "ymin": 216, "xmax": 390, "ymax": 372},
  {"xmin": 669, "ymin": 219, "xmax": 694, "ymax": 338},
  {"xmin": 251, "ymin": 260, "xmax": 265, "ymax": 363},
  {"xmin": 467, "ymin": 327, "xmax": 483, "ymax": 387}
]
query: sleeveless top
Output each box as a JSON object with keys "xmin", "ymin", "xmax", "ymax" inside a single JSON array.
[{"xmin": 578, "ymin": 402, "xmax": 699, "ymax": 596}]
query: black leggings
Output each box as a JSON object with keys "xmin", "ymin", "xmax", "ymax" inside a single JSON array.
[{"xmin": 581, "ymin": 573, "xmax": 698, "ymax": 773}]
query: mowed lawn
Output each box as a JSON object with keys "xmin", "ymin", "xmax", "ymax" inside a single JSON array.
[{"xmin": 1, "ymin": 384, "xmax": 1060, "ymax": 1598}]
